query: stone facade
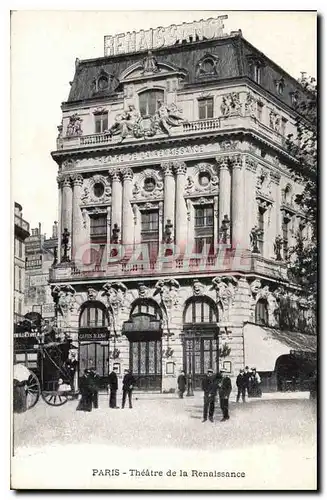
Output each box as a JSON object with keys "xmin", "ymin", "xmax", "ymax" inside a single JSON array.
[{"xmin": 50, "ymin": 28, "xmax": 313, "ymax": 392}]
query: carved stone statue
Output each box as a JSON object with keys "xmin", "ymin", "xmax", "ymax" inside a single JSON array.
[
  {"xmin": 51, "ymin": 284, "xmax": 76, "ymax": 316},
  {"xmin": 164, "ymin": 219, "xmax": 174, "ymax": 244},
  {"xmin": 142, "ymin": 51, "xmax": 159, "ymax": 74},
  {"xmin": 250, "ymin": 226, "xmax": 263, "ymax": 254},
  {"xmin": 111, "ymin": 223, "xmax": 120, "ymax": 244},
  {"xmin": 155, "ymin": 101, "xmax": 184, "ymax": 136},
  {"xmin": 245, "ymin": 94, "xmax": 256, "ymax": 117},
  {"xmin": 108, "ymin": 105, "xmax": 141, "ymax": 142},
  {"xmin": 193, "ymin": 279, "xmax": 205, "ymax": 296},
  {"xmin": 274, "ymin": 235, "xmax": 283, "ymax": 261},
  {"xmin": 87, "ymin": 288, "xmax": 98, "ymax": 300},
  {"xmin": 219, "ymin": 214, "xmax": 230, "ymax": 244},
  {"xmin": 66, "ymin": 114, "xmax": 83, "ymax": 137},
  {"xmin": 61, "ymin": 228, "xmax": 70, "ymax": 262},
  {"xmin": 154, "ymin": 278, "xmax": 180, "ymax": 329},
  {"xmin": 101, "ymin": 281, "xmax": 127, "ymax": 334},
  {"xmin": 138, "ymin": 282, "xmax": 149, "ymax": 298}
]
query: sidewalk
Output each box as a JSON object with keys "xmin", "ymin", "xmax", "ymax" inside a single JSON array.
[{"xmin": 125, "ymin": 390, "xmax": 310, "ymax": 401}]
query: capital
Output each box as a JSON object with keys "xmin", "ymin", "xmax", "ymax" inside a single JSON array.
[
  {"xmin": 230, "ymin": 154, "xmax": 243, "ymax": 169},
  {"xmin": 245, "ymin": 156, "xmax": 257, "ymax": 173},
  {"xmin": 109, "ymin": 168, "xmax": 121, "ymax": 182},
  {"xmin": 72, "ymin": 174, "xmax": 83, "ymax": 186},
  {"xmin": 172, "ymin": 160, "xmax": 187, "ymax": 175},
  {"xmin": 161, "ymin": 161, "xmax": 174, "ymax": 176},
  {"xmin": 121, "ymin": 167, "xmax": 133, "ymax": 181},
  {"xmin": 215, "ymin": 156, "xmax": 230, "ymax": 169},
  {"xmin": 62, "ymin": 175, "xmax": 72, "ymax": 188}
]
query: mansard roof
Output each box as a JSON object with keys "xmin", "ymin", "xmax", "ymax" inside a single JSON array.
[{"xmin": 65, "ymin": 33, "xmax": 307, "ymax": 111}]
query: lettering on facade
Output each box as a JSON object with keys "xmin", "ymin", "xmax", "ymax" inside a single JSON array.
[
  {"xmin": 104, "ymin": 16, "xmax": 228, "ymax": 56},
  {"xmin": 78, "ymin": 332, "xmax": 109, "ymax": 341}
]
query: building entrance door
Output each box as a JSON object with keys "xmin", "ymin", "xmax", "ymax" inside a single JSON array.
[
  {"xmin": 183, "ymin": 335, "xmax": 218, "ymax": 390},
  {"xmin": 130, "ymin": 339, "xmax": 162, "ymax": 391},
  {"xmin": 79, "ymin": 342, "xmax": 110, "ymax": 390}
]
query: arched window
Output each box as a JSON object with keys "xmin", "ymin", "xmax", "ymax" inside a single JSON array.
[
  {"xmin": 139, "ymin": 89, "xmax": 164, "ymax": 117},
  {"xmin": 283, "ymin": 185, "xmax": 292, "ymax": 205},
  {"xmin": 255, "ymin": 299, "xmax": 269, "ymax": 326},
  {"xmin": 183, "ymin": 297, "xmax": 218, "ymax": 324},
  {"xmin": 130, "ymin": 299, "xmax": 162, "ymax": 320},
  {"xmin": 79, "ymin": 301, "xmax": 109, "ymax": 328}
]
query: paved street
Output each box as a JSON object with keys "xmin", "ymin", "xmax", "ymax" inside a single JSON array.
[{"xmin": 12, "ymin": 392, "xmax": 317, "ymax": 490}]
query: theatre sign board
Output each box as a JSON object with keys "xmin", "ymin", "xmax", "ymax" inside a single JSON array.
[{"xmin": 104, "ymin": 16, "xmax": 228, "ymax": 56}]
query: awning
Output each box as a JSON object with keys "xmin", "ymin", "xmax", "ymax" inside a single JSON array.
[{"xmin": 243, "ymin": 323, "xmax": 317, "ymax": 372}]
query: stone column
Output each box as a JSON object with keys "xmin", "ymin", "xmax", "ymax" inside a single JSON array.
[
  {"xmin": 173, "ymin": 160, "xmax": 187, "ymax": 253},
  {"xmin": 121, "ymin": 168, "xmax": 134, "ymax": 246},
  {"xmin": 109, "ymin": 169, "xmax": 122, "ymax": 236},
  {"xmin": 61, "ymin": 175, "xmax": 73, "ymax": 259},
  {"xmin": 71, "ymin": 174, "xmax": 84, "ymax": 262},
  {"xmin": 272, "ymin": 171, "xmax": 282, "ymax": 239},
  {"xmin": 217, "ymin": 156, "xmax": 231, "ymax": 240},
  {"xmin": 56, "ymin": 175, "xmax": 62, "ymax": 259},
  {"xmin": 231, "ymin": 155, "xmax": 245, "ymax": 249},
  {"xmin": 161, "ymin": 161, "xmax": 175, "ymax": 240},
  {"xmin": 244, "ymin": 156, "xmax": 258, "ymax": 250}
]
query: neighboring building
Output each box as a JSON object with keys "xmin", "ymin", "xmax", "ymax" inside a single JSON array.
[
  {"xmin": 50, "ymin": 17, "xmax": 316, "ymax": 392},
  {"xmin": 25, "ymin": 222, "xmax": 58, "ymax": 320},
  {"xmin": 14, "ymin": 202, "xmax": 30, "ymax": 323}
]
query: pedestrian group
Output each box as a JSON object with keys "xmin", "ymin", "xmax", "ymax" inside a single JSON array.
[{"xmin": 77, "ymin": 367, "xmax": 136, "ymax": 412}]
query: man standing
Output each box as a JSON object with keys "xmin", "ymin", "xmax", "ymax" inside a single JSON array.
[
  {"xmin": 108, "ymin": 366, "xmax": 119, "ymax": 409},
  {"xmin": 218, "ymin": 370, "xmax": 232, "ymax": 421},
  {"xmin": 122, "ymin": 369, "xmax": 136, "ymax": 409},
  {"xmin": 244, "ymin": 366, "xmax": 251, "ymax": 397},
  {"xmin": 201, "ymin": 368, "xmax": 220, "ymax": 423},
  {"xmin": 177, "ymin": 370, "xmax": 187, "ymax": 398},
  {"xmin": 88, "ymin": 367, "xmax": 100, "ymax": 409},
  {"xmin": 236, "ymin": 369, "xmax": 247, "ymax": 403}
]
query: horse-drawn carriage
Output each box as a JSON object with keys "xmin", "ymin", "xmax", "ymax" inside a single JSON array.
[{"xmin": 14, "ymin": 336, "xmax": 78, "ymax": 411}]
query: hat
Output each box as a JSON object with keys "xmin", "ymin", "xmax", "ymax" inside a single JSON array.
[{"xmin": 207, "ymin": 368, "xmax": 214, "ymax": 373}]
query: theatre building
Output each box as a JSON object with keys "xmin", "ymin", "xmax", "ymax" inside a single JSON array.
[{"xmin": 49, "ymin": 17, "xmax": 316, "ymax": 392}]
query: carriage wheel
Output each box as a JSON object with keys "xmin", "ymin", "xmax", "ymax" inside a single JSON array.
[
  {"xmin": 25, "ymin": 372, "xmax": 41, "ymax": 410},
  {"xmin": 41, "ymin": 390, "xmax": 68, "ymax": 406}
]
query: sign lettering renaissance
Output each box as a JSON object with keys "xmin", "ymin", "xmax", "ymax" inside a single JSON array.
[{"xmin": 104, "ymin": 16, "xmax": 228, "ymax": 56}]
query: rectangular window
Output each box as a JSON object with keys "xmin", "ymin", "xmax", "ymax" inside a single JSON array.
[
  {"xmin": 258, "ymin": 208, "xmax": 265, "ymax": 254},
  {"xmin": 90, "ymin": 215, "xmax": 107, "ymax": 239},
  {"xmin": 194, "ymin": 206, "xmax": 214, "ymax": 228},
  {"xmin": 18, "ymin": 267, "xmax": 22, "ymax": 292},
  {"xmin": 19, "ymin": 240, "xmax": 23, "ymax": 258},
  {"xmin": 95, "ymin": 113, "xmax": 108, "ymax": 133},
  {"xmin": 141, "ymin": 210, "xmax": 159, "ymax": 262},
  {"xmin": 194, "ymin": 205, "xmax": 214, "ymax": 256},
  {"xmin": 139, "ymin": 90, "xmax": 164, "ymax": 117},
  {"xmin": 254, "ymin": 65, "xmax": 262, "ymax": 84},
  {"xmin": 198, "ymin": 98, "xmax": 214, "ymax": 120}
]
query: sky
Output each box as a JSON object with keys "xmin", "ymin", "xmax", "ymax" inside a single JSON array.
[{"xmin": 11, "ymin": 10, "xmax": 317, "ymax": 237}]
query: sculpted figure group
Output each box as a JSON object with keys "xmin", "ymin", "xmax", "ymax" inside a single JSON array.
[{"xmin": 107, "ymin": 101, "xmax": 184, "ymax": 142}]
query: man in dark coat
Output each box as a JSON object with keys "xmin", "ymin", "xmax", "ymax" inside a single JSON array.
[
  {"xmin": 108, "ymin": 366, "xmax": 119, "ymax": 408},
  {"xmin": 76, "ymin": 369, "xmax": 93, "ymax": 412},
  {"xmin": 177, "ymin": 370, "xmax": 187, "ymax": 398},
  {"xmin": 236, "ymin": 369, "xmax": 247, "ymax": 403},
  {"xmin": 122, "ymin": 369, "xmax": 136, "ymax": 409},
  {"xmin": 201, "ymin": 368, "xmax": 220, "ymax": 422},
  {"xmin": 88, "ymin": 367, "xmax": 100, "ymax": 409},
  {"xmin": 218, "ymin": 371, "xmax": 232, "ymax": 421},
  {"xmin": 244, "ymin": 366, "xmax": 251, "ymax": 397}
]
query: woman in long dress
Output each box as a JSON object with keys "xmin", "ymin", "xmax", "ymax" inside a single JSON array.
[{"xmin": 76, "ymin": 369, "xmax": 93, "ymax": 412}]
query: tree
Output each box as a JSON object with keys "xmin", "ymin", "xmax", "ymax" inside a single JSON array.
[{"xmin": 285, "ymin": 74, "xmax": 317, "ymax": 307}]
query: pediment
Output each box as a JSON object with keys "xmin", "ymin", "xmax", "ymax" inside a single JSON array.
[{"xmin": 120, "ymin": 56, "xmax": 187, "ymax": 83}]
